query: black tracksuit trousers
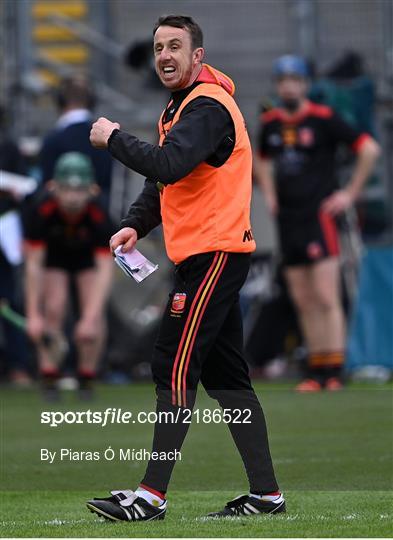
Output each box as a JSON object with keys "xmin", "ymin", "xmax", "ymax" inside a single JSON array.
[{"xmin": 141, "ymin": 251, "xmax": 279, "ymax": 494}]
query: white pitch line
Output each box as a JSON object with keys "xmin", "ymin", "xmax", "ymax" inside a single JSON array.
[
  {"xmin": 42, "ymin": 518, "xmax": 90, "ymax": 526},
  {"xmin": 0, "ymin": 518, "xmax": 91, "ymax": 527}
]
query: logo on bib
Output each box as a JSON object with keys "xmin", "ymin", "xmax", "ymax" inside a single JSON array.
[
  {"xmin": 171, "ymin": 293, "xmax": 187, "ymax": 315},
  {"xmin": 243, "ymin": 229, "xmax": 254, "ymax": 242}
]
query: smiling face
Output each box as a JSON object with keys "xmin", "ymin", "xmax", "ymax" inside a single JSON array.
[{"xmin": 153, "ymin": 25, "xmax": 204, "ymax": 90}]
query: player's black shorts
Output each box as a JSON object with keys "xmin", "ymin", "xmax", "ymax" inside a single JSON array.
[
  {"xmin": 25, "ymin": 196, "xmax": 115, "ymax": 274},
  {"xmin": 278, "ymin": 210, "xmax": 340, "ymax": 267},
  {"xmin": 45, "ymin": 251, "xmax": 96, "ymax": 274}
]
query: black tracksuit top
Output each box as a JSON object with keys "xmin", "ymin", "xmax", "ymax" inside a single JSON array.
[{"xmin": 108, "ymin": 82, "xmax": 235, "ymax": 238}]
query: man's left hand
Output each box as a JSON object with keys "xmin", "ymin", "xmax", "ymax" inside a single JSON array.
[
  {"xmin": 90, "ymin": 117, "xmax": 120, "ymax": 149},
  {"xmin": 321, "ymin": 189, "xmax": 354, "ymax": 216}
]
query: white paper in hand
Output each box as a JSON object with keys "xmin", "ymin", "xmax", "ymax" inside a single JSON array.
[{"xmin": 114, "ymin": 246, "xmax": 158, "ymax": 283}]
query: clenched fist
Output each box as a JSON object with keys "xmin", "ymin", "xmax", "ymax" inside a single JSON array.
[{"xmin": 90, "ymin": 117, "xmax": 120, "ymax": 149}]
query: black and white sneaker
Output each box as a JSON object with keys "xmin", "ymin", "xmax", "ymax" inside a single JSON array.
[
  {"xmin": 207, "ymin": 493, "xmax": 286, "ymax": 518},
  {"xmin": 86, "ymin": 489, "xmax": 166, "ymax": 522}
]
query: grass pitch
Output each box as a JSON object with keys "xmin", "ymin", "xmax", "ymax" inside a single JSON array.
[{"xmin": 1, "ymin": 382, "xmax": 392, "ymax": 537}]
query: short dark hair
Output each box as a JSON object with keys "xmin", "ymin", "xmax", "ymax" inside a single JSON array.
[
  {"xmin": 56, "ymin": 75, "xmax": 96, "ymax": 111},
  {"xmin": 153, "ymin": 15, "xmax": 203, "ymax": 49}
]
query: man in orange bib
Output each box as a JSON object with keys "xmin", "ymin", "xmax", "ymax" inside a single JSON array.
[{"xmin": 88, "ymin": 15, "xmax": 284, "ymax": 521}]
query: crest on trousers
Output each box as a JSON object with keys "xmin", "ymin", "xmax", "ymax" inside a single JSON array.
[
  {"xmin": 171, "ymin": 293, "xmax": 187, "ymax": 315},
  {"xmin": 307, "ymin": 242, "xmax": 323, "ymax": 260}
]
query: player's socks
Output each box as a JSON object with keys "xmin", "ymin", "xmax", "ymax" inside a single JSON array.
[
  {"xmin": 135, "ymin": 484, "xmax": 166, "ymax": 507},
  {"xmin": 324, "ymin": 352, "xmax": 344, "ymax": 378},
  {"xmin": 40, "ymin": 366, "xmax": 60, "ymax": 384},
  {"xmin": 315, "ymin": 351, "xmax": 344, "ymax": 386},
  {"xmin": 303, "ymin": 351, "xmax": 330, "ymax": 386},
  {"xmin": 250, "ymin": 490, "xmax": 281, "ymax": 502},
  {"xmin": 41, "ymin": 365, "xmax": 60, "ymax": 374},
  {"xmin": 297, "ymin": 351, "xmax": 323, "ymax": 391},
  {"xmin": 40, "ymin": 367, "xmax": 60, "ymax": 401},
  {"xmin": 78, "ymin": 369, "xmax": 96, "ymax": 400},
  {"xmin": 308, "ymin": 352, "xmax": 325, "ymax": 379},
  {"xmin": 78, "ymin": 368, "xmax": 96, "ymax": 384},
  {"xmin": 305, "ymin": 351, "xmax": 344, "ymax": 388}
]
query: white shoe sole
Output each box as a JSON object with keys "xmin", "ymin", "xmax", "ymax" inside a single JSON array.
[{"xmin": 86, "ymin": 502, "xmax": 166, "ymax": 522}]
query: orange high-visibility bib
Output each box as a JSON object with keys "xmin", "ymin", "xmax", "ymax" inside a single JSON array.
[{"xmin": 158, "ymin": 81, "xmax": 256, "ymax": 264}]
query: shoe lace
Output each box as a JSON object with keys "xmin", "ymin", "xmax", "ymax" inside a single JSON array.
[
  {"xmin": 127, "ymin": 504, "xmax": 143, "ymax": 521},
  {"xmin": 119, "ymin": 493, "xmax": 157, "ymax": 520},
  {"xmin": 226, "ymin": 495, "xmax": 250, "ymax": 515}
]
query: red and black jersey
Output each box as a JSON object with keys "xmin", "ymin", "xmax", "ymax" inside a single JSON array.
[
  {"xmin": 257, "ymin": 100, "xmax": 370, "ymax": 221},
  {"xmin": 24, "ymin": 195, "xmax": 116, "ymax": 272}
]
